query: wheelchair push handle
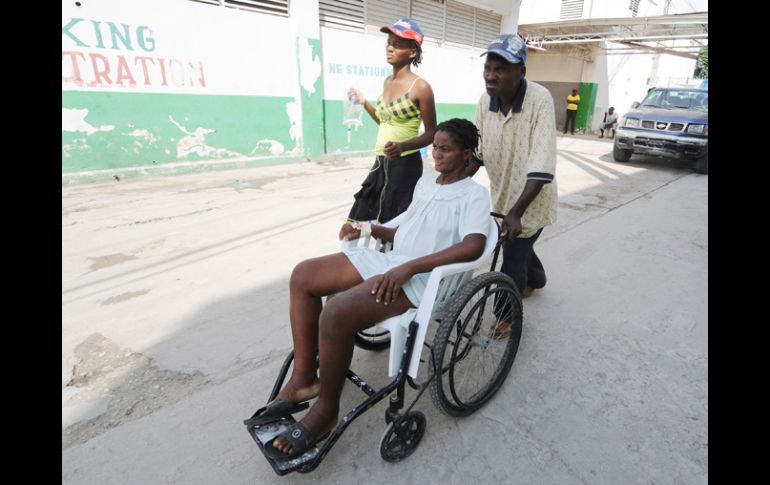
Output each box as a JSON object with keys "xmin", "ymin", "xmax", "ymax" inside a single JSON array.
[{"xmin": 490, "ymin": 212, "xmax": 507, "ymax": 271}]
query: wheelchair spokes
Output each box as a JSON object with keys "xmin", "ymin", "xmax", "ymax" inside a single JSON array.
[{"xmin": 431, "ymin": 272, "xmax": 522, "ymax": 417}]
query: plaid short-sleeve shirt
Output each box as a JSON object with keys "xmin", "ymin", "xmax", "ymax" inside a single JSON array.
[{"xmin": 475, "ymin": 79, "xmax": 558, "ymax": 238}]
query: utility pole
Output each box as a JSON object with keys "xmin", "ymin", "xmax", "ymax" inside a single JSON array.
[{"xmin": 648, "ymin": 0, "xmax": 672, "ymax": 88}]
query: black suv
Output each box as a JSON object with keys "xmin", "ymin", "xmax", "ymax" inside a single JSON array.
[{"xmin": 614, "ymin": 87, "xmax": 708, "ymax": 174}]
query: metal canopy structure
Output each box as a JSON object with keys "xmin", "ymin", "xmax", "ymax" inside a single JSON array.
[{"xmin": 518, "ymin": 11, "xmax": 707, "ymax": 61}]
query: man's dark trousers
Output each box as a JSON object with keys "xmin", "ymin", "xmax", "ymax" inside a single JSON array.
[{"xmin": 501, "ymin": 228, "xmax": 546, "ymax": 293}]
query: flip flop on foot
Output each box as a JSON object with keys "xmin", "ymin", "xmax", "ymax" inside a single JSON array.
[
  {"xmin": 244, "ymin": 381, "xmax": 320, "ymax": 426},
  {"xmin": 244, "ymin": 399, "xmax": 310, "ymax": 426},
  {"xmin": 264, "ymin": 422, "xmax": 332, "ymax": 460}
]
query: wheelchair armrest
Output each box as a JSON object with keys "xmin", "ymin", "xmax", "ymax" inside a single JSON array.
[
  {"xmin": 413, "ymin": 254, "xmax": 488, "ymax": 324},
  {"xmin": 340, "ymin": 215, "xmax": 403, "ymax": 251},
  {"xmin": 340, "ymin": 233, "xmax": 391, "ymax": 252},
  {"xmin": 425, "ymin": 219, "xmax": 498, "ymax": 290},
  {"xmin": 340, "ymin": 239, "xmax": 357, "ymax": 251}
]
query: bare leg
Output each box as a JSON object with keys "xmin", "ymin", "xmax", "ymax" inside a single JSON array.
[
  {"xmin": 273, "ymin": 253, "xmax": 363, "ymax": 404},
  {"xmin": 271, "ymin": 277, "xmax": 414, "ymax": 455}
]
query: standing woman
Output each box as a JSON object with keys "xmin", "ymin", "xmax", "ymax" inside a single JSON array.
[{"xmin": 343, "ymin": 18, "xmax": 437, "ymax": 231}]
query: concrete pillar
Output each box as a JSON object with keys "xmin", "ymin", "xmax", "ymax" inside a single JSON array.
[
  {"xmin": 289, "ymin": 0, "xmax": 325, "ymax": 158},
  {"xmin": 500, "ymin": 0, "xmax": 522, "ymax": 34}
]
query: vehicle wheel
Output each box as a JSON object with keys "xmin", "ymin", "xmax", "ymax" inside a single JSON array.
[
  {"xmin": 326, "ymin": 293, "xmax": 391, "ymax": 351},
  {"xmin": 379, "ymin": 411, "xmax": 426, "ymax": 462},
  {"xmin": 613, "ymin": 144, "xmax": 633, "ymax": 163},
  {"xmin": 430, "ymin": 272, "xmax": 522, "ymax": 417},
  {"xmin": 695, "ymin": 151, "xmax": 708, "ymax": 174}
]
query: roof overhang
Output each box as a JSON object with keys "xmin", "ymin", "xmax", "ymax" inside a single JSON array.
[{"xmin": 518, "ymin": 11, "xmax": 708, "ymax": 61}]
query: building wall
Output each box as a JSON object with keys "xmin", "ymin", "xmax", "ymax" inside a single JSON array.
[
  {"xmin": 62, "ymin": 0, "xmax": 318, "ymax": 180},
  {"xmin": 320, "ymin": 27, "xmax": 489, "ymax": 154},
  {"xmin": 62, "ymin": 0, "xmax": 513, "ymax": 181},
  {"xmin": 518, "ymin": 0, "xmax": 562, "ymax": 23},
  {"xmin": 62, "ymin": 0, "xmax": 703, "ymax": 181},
  {"xmin": 524, "ymin": 51, "xmax": 584, "ymax": 130}
]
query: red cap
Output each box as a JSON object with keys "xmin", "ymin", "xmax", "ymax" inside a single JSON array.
[{"xmin": 380, "ymin": 18, "xmax": 424, "ymax": 46}]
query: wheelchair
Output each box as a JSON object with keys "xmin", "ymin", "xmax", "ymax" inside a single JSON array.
[{"xmin": 244, "ymin": 212, "xmax": 523, "ymax": 475}]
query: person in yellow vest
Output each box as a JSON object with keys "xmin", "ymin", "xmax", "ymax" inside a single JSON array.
[{"xmin": 564, "ymin": 86, "xmax": 580, "ymax": 135}]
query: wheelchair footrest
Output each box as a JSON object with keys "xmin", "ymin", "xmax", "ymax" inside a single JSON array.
[{"xmin": 245, "ymin": 415, "xmax": 321, "ymax": 475}]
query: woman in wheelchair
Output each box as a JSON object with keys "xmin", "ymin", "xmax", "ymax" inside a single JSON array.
[{"xmin": 265, "ymin": 118, "xmax": 491, "ymax": 459}]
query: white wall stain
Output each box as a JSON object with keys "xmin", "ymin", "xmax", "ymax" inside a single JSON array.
[
  {"xmin": 298, "ymin": 37, "xmax": 321, "ymax": 95},
  {"xmin": 62, "ymin": 108, "xmax": 115, "ymax": 135},
  {"xmin": 249, "ymin": 139, "xmax": 285, "ymax": 156},
  {"xmin": 62, "ymin": 144, "xmax": 81, "ymax": 158},
  {"xmin": 168, "ymin": 115, "xmax": 241, "ymax": 159},
  {"xmin": 128, "ymin": 129, "xmax": 160, "ymax": 144},
  {"xmin": 285, "ymin": 101, "xmax": 302, "ymax": 154}
]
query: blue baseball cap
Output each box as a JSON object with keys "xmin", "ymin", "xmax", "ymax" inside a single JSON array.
[
  {"xmin": 481, "ymin": 34, "xmax": 528, "ymax": 65},
  {"xmin": 380, "ymin": 18, "xmax": 424, "ymax": 46}
]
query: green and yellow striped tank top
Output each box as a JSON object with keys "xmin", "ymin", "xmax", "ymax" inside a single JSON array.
[{"xmin": 374, "ymin": 77, "xmax": 423, "ymax": 157}]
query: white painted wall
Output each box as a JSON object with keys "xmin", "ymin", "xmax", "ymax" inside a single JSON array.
[
  {"xmin": 525, "ymin": 52, "xmax": 584, "ymax": 82},
  {"xmin": 586, "ymin": 0, "xmax": 663, "ymax": 18},
  {"xmin": 321, "ymin": 27, "xmax": 488, "ymax": 105},
  {"xmin": 500, "ymin": 0, "xmax": 523, "ymax": 32},
  {"xmin": 62, "ymin": 0, "xmax": 297, "ymax": 96},
  {"xmin": 648, "ymin": 54, "xmax": 699, "ymax": 87},
  {"xmin": 462, "ymin": 0, "xmax": 521, "ymax": 15},
  {"xmin": 607, "ymin": 50, "xmax": 655, "ymax": 114}
]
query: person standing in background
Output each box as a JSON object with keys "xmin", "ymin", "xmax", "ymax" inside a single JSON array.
[
  {"xmin": 599, "ymin": 107, "xmax": 618, "ymax": 138},
  {"xmin": 564, "ymin": 86, "xmax": 580, "ymax": 135}
]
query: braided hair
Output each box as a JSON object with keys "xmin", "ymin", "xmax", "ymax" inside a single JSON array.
[
  {"xmin": 435, "ymin": 118, "xmax": 481, "ymax": 162},
  {"xmin": 408, "ymin": 40, "xmax": 423, "ymax": 68}
]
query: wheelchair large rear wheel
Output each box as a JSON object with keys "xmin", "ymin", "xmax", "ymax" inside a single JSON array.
[{"xmin": 430, "ymin": 271, "xmax": 522, "ymax": 417}]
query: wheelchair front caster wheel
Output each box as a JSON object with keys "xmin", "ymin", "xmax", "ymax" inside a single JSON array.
[{"xmin": 379, "ymin": 411, "xmax": 426, "ymax": 462}]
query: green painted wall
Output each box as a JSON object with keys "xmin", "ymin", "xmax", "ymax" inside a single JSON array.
[
  {"xmin": 576, "ymin": 82, "xmax": 598, "ymax": 132},
  {"xmin": 436, "ymin": 103, "xmax": 476, "ymax": 123},
  {"xmin": 63, "ymin": 90, "xmax": 479, "ymax": 178},
  {"xmin": 322, "ymin": 99, "xmax": 379, "ymax": 153},
  {"xmin": 62, "ymin": 91, "xmax": 296, "ymax": 173}
]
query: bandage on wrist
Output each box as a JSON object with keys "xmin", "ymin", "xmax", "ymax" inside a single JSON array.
[{"xmin": 352, "ymin": 221, "xmax": 372, "ymax": 238}]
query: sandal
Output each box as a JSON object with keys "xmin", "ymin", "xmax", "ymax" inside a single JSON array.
[
  {"xmin": 243, "ymin": 399, "xmax": 310, "ymax": 426},
  {"xmin": 264, "ymin": 422, "xmax": 332, "ymax": 460}
]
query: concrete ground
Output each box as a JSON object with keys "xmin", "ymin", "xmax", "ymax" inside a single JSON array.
[{"xmin": 62, "ymin": 134, "xmax": 708, "ymax": 484}]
